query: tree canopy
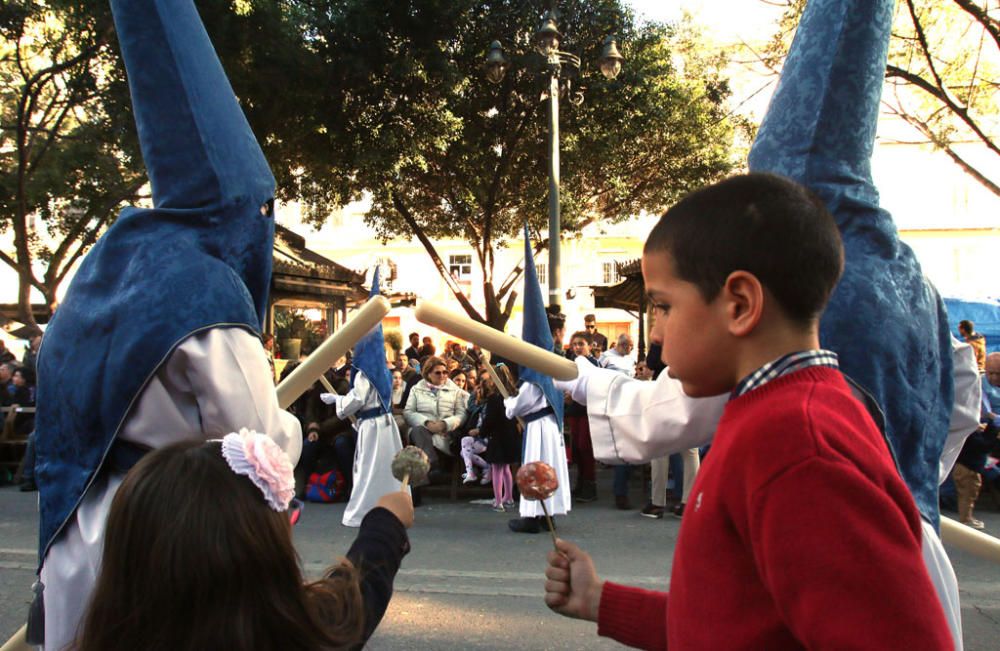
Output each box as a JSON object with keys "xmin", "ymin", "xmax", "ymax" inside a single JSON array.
[
  {"xmin": 1, "ymin": 0, "xmax": 143, "ymax": 329},
  {"xmin": 272, "ymin": 0, "xmax": 740, "ymax": 328},
  {"xmin": 3, "ymin": 0, "xmax": 743, "ymax": 331}
]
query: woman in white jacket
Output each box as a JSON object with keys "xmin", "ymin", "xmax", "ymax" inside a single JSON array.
[{"xmin": 403, "ymin": 356, "xmax": 468, "ymax": 482}]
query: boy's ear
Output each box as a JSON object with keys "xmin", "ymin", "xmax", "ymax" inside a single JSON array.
[{"xmin": 722, "ymin": 271, "xmax": 764, "ymax": 337}]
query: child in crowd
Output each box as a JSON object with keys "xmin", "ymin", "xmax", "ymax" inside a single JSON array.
[
  {"xmin": 477, "ymin": 364, "xmax": 522, "ymax": 511},
  {"xmin": 78, "ymin": 431, "xmax": 412, "ymax": 651},
  {"xmin": 543, "ymin": 173, "xmax": 951, "ymax": 649},
  {"xmin": 565, "ymin": 331, "xmax": 600, "ymax": 502}
]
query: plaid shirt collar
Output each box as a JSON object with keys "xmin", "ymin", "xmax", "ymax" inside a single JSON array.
[{"xmin": 731, "ymin": 349, "xmax": 839, "ymax": 399}]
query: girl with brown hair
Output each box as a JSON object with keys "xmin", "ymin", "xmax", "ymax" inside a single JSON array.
[
  {"xmin": 477, "ymin": 364, "xmax": 522, "ymax": 511},
  {"xmin": 77, "ymin": 431, "xmax": 412, "ymax": 651}
]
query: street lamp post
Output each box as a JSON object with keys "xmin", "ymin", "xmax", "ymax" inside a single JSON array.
[{"xmin": 485, "ymin": 7, "xmax": 623, "ymax": 311}]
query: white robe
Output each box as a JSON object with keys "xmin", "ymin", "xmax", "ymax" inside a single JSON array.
[
  {"xmin": 578, "ymin": 341, "xmax": 981, "ymax": 651},
  {"xmin": 505, "ymin": 383, "xmax": 571, "ymax": 517},
  {"xmin": 40, "ymin": 327, "xmax": 302, "ymax": 651},
  {"xmin": 334, "ymin": 371, "xmax": 403, "ymax": 527}
]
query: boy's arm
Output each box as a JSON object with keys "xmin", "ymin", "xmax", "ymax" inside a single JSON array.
[
  {"xmin": 596, "ymin": 583, "xmax": 668, "ymax": 650},
  {"xmin": 750, "ymin": 458, "xmax": 953, "ymax": 650},
  {"xmin": 544, "ymin": 539, "xmax": 668, "ymax": 651}
]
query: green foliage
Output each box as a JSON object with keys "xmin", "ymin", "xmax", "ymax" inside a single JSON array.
[
  {"xmin": 260, "ymin": 0, "xmax": 740, "ymax": 326},
  {"xmin": 3, "ymin": 0, "xmax": 743, "ymax": 329},
  {"xmin": 0, "ymin": 0, "xmax": 143, "ymax": 324},
  {"xmin": 383, "ymin": 328, "xmax": 404, "ymax": 352}
]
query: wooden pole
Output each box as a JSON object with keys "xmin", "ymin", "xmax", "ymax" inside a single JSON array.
[
  {"xmin": 0, "ymin": 625, "xmax": 30, "ymax": 651},
  {"xmin": 276, "ymin": 296, "xmax": 390, "ymax": 409},
  {"xmin": 415, "ymin": 303, "xmax": 577, "ymax": 381},
  {"xmin": 940, "ymin": 515, "xmax": 1000, "ymax": 563}
]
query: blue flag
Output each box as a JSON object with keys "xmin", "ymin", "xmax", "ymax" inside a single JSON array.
[
  {"xmin": 519, "ymin": 225, "xmax": 564, "ymax": 428},
  {"xmin": 351, "ymin": 267, "xmax": 393, "ymax": 410}
]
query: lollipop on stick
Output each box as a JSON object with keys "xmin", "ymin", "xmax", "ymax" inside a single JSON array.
[
  {"xmin": 392, "ymin": 446, "xmax": 430, "ymax": 491},
  {"xmin": 516, "ymin": 461, "xmax": 560, "ymax": 551}
]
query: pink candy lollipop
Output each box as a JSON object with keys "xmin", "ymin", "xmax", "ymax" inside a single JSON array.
[
  {"xmin": 516, "ymin": 461, "xmax": 559, "ymax": 501},
  {"xmin": 516, "ymin": 462, "xmax": 560, "ymax": 550}
]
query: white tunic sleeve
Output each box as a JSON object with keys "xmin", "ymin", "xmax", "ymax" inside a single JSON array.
[
  {"xmin": 504, "ymin": 382, "xmax": 547, "ymax": 419},
  {"xmin": 939, "ymin": 336, "xmax": 981, "ymax": 483},
  {"xmin": 130, "ymin": 326, "xmax": 302, "ymax": 463},
  {"xmin": 585, "ymin": 370, "xmax": 726, "ymax": 464},
  {"xmin": 336, "ymin": 371, "xmax": 372, "ymax": 419}
]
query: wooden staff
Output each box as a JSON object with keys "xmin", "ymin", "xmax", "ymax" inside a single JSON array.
[
  {"xmin": 0, "ymin": 626, "xmax": 29, "ymax": 651},
  {"xmin": 940, "ymin": 515, "xmax": 1000, "ymax": 564},
  {"xmin": 480, "ymin": 355, "xmax": 525, "ymax": 429},
  {"xmin": 415, "ymin": 303, "xmax": 577, "ymax": 381},
  {"xmin": 276, "ymin": 296, "xmax": 390, "ymax": 409}
]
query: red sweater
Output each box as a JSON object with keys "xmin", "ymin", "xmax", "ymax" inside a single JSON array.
[{"xmin": 597, "ymin": 367, "xmax": 951, "ymax": 650}]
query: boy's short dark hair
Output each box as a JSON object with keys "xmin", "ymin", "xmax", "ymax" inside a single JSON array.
[
  {"xmin": 644, "ymin": 173, "xmax": 844, "ymax": 327},
  {"xmin": 958, "ymin": 320, "xmax": 974, "ymax": 335},
  {"xmin": 569, "ymin": 330, "xmax": 593, "ymax": 346}
]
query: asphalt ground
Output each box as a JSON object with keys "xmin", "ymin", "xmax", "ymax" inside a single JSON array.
[{"xmin": 2, "ymin": 469, "xmax": 998, "ymax": 649}]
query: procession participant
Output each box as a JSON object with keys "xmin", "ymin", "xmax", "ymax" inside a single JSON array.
[
  {"xmin": 507, "ymin": 227, "xmax": 571, "ymax": 534},
  {"xmin": 28, "ymin": 0, "xmax": 301, "ymax": 646},
  {"xmin": 544, "ymin": 172, "xmax": 952, "ymax": 650},
  {"xmin": 319, "ymin": 270, "xmax": 404, "ymax": 527},
  {"xmin": 553, "ymin": 0, "xmax": 978, "ymax": 645}
]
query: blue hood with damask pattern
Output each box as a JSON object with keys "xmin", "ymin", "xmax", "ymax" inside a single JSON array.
[{"xmin": 34, "ymin": 0, "xmax": 276, "ymax": 560}]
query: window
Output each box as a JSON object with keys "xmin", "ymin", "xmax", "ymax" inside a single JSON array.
[
  {"xmin": 536, "ymin": 262, "xmax": 547, "ymax": 285},
  {"xmin": 449, "ymin": 254, "xmax": 473, "ymax": 280},
  {"xmin": 602, "ymin": 261, "xmax": 619, "ymax": 284},
  {"xmin": 449, "ymin": 253, "xmax": 474, "ymax": 297}
]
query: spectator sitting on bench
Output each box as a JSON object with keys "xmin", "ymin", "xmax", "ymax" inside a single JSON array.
[{"xmin": 404, "ymin": 356, "xmax": 468, "ymax": 484}]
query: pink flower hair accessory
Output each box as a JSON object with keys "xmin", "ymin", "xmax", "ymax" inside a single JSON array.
[{"xmin": 221, "ymin": 428, "xmax": 295, "ymax": 511}]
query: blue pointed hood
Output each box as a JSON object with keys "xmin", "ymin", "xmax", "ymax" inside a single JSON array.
[
  {"xmin": 34, "ymin": 0, "xmax": 277, "ymax": 561},
  {"xmin": 519, "ymin": 225, "xmax": 564, "ymax": 428},
  {"xmin": 748, "ymin": 0, "xmax": 953, "ymax": 527},
  {"xmin": 351, "ymin": 268, "xmax": 393, "ymax": 410}
]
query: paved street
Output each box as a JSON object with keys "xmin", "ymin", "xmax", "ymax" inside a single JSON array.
[{"xmin": 3, "ymin": 471, "xmax": 999, "ymax": 649}]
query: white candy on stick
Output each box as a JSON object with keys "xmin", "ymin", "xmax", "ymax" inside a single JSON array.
[{"xmin": 391, "ymin": 446, "xmax": 430, "ymax": 491}]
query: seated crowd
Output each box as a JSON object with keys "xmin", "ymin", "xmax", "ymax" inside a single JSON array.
[{"xmin": 288, "ymin": 334, "xmax": 523, "ymax": 506}]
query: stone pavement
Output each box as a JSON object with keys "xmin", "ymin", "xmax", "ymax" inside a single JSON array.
[{"xmin": 2, "ymin": 470, "xmax": 999, "ymax": 649}]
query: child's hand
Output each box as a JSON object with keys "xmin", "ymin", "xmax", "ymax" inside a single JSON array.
[
  {"xmin": 376, "ymin": 490, "xmax": 414, "ymax": 529},
  {"xmin": 544, "ymin": 538, "xmax": 603, "ymax": 622}
]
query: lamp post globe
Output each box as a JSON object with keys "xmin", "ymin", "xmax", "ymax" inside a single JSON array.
[
  {"xmin": 534, "ymin": 11, "xmax": 561, "ymax": 57},
  {"xmin": 599, "ymin": 36, "xmax": 624, "ymax": 80},
  {"xmin": 485, "ymin": 40, "xmax": 507, "ymax": 84}
]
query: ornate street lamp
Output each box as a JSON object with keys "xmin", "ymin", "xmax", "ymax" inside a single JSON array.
[{"xmin": 485, "ymin": 7, "xmax": 623, "ymax": 311}]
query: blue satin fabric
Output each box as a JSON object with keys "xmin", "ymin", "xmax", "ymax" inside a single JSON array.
[
  {"xmin": 350, "ymin": 268, "xmax": 393, "ymax": 409},
  {"xmin": 34, "ymin": 0, "xmax": 276, "ymax": 561},
  {"xmin": 519, "ymin": 226, "xmax": 564, "ymax": 429},
  {"xmin": 748, "ymin": 0, "xmax": 953, "ymax": 527}
]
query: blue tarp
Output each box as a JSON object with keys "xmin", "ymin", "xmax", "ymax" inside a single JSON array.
[{"xmin": 943, "ymin": 297, "xmax": 1000, "ymax": 354}]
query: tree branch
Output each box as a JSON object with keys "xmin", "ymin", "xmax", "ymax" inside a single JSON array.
[
  {"xmin": 390, "ymin": 192, "xmax": 486, "ymax": 322},
  {"xmin": 953, "ymin": 0, "xmax": 1000, "ymax": 51},
  {"xmin": 497, "ymin": 236, "xmax": 550, "ymax": 298},
  {"xmin": 885, "ymin": 63, "xmax": 999, "ymax": 159},
  {"xmin": 892, "ymin": 110, "xmax": 999, "ymax": 197}
]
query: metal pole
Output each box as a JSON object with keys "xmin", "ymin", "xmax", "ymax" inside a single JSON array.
[{"xmin": 547, "ymin": 70, "xmax": 561, "ymax": 310}]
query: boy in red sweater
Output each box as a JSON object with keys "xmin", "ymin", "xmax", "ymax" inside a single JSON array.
[{"xmin": 543, "ymin": 173, "xmax": 952, "ymax": 650}]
